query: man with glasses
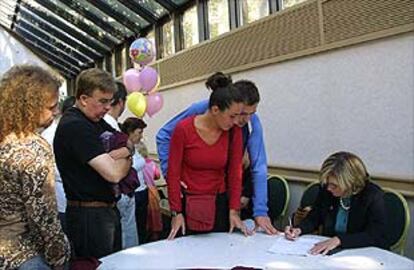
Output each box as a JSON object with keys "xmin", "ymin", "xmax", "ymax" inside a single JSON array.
[
  {"xmin": 156, "ymin": 76, "xmax": 278, "ymax": 235},
  {"xmin": 54, "ymin": 68, "xmax": 133, "ymax": 258}
]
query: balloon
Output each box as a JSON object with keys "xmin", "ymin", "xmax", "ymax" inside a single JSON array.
[
  {"xmin": 129, "ymin": 38, "xmax": 155, "ymax": 66},
  {"xmin": 127, "ymin": 92, "xmax": 146, "ymax": 117},
  {"xmin": 123, "ymin": 68, "xmax": 141, "ymax": 93},
  {"xmin": 148, "ymin": 76, "xmax": 161, "ymax": 94},
  {"xmin": 139, "ymin": 66, "xmax": 158, "ymax": 92},
  {"xmin": 146, "ymin": 93, "xmax": 164, "ymax": 117}
]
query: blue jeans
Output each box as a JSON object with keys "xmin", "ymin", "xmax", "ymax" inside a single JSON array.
[
  {"xmin": 18, "ymin": 255, "xmax": 50, "ymax": 270},
  {"xmin": 117, "ymin": 194, "xmax": 138, "ymax": 248}
]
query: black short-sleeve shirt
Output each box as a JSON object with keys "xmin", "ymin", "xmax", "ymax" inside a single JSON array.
[{"xmin": 54, "ymin": 107, "xmax": 116, "ymax": 202}]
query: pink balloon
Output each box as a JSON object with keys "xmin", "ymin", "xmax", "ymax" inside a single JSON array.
[
  {"xmin": 123, "ymin": 68, "xmax": 141, "ymax": 93},
  {"xmin": 139, "ymin": 66, "xmax": 158, "ymax": 92},
  {"xmin": 146, "ymin": 93, "xmax": 164, "ymax": 117}
]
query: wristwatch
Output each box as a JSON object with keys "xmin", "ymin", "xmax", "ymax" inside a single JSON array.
[{"xmin": 171, "ymin": 211, "xmax": 181, "ymax": 217}]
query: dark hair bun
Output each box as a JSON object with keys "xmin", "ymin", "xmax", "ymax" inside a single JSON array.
[{"xmin": 205, "ymin": 72, "xmax": 232, "ymax": 91}]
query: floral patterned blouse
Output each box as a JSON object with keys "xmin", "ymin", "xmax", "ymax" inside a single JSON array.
[{"xmin": 0, "ymin": 133, "xmax": 70, "ymax": 269}]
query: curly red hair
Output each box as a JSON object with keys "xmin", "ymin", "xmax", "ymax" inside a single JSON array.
[{"xmin": 0, "ymin": 65, "xmax": 60, "ymax": 142}]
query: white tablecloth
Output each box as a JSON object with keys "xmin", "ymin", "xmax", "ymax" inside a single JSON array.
[{"xmin": 99, "ymin": 232, "xmax": 414, "ymax": 269}]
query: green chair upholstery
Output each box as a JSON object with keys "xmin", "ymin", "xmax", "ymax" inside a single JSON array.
[
  {"xmin": 300, "ymin": 181, "xmax": 321, "ymax": 209},
  {"xmin": 292, "ymin": 181, "xmax": 321, "ymax": 228},
  {"xmin": 383, "ymin": 188, "xmax": 410, "ymax": 255},
  {"xmin": 267, "ymin": 175, "xmax": 290, "ymax": 225}
]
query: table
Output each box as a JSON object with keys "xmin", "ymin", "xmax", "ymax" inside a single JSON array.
[{"xmin": 99, "ymin": 232, "xmax": 414, "ymax": 269}]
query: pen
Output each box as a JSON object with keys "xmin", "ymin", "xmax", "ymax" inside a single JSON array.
[
  {"xmin": 288, "ymin": 214, "xmax": 293, "ymax": 228},
  {"xmin": 287, "ymin": 214, "xmax": 297, "ymax": 240}
]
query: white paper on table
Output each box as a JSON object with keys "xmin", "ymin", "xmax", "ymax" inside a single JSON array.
[{"xmin": 267, "ymin": 234, "xmax": 325, "ymax": 256}]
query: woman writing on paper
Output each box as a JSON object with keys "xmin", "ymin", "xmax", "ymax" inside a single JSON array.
[{"xmin": 285, "ymin": 151, "xmax": 388, "ymax": 255}]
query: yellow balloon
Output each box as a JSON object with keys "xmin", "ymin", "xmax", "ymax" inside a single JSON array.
[
  {"xmin": 148, "ymin": 75, "xmax": 161, "ymax": 94},
  {"xmin": 127, "ymin": 92, "xmax": 147, "ymax": 117}
]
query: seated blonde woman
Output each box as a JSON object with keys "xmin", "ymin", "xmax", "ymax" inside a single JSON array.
[{"xmin": 285, "ymin": 151, "xmax": 388, "ymax": 255}]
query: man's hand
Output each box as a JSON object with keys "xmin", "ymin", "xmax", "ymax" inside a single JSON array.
[
  {"xmin": 309, "ymin": 236, "xmax": 341, "ymax": 255},
  {"xmin": 254, "ymin": 216, "xmax": 279, "ymax": 235},
  {"xmin": 229, "ymin": 210, "xmax": 253, "ymax": 236}
]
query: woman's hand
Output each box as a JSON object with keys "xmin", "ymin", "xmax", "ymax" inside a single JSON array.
[
  {"xmin": 168, "ymin": 214, "xmax": 185, "ymax": 240},
  {"xmin": 309, "ymin": 236, "xmax": 341, "ymax": 255},
  {"xmin": 229, "ymin": 209, "xmax": 253, "ymax": 236},
  {"xmin": 284, "ymin": 226, "xmax": 301, "ymax": 240}
]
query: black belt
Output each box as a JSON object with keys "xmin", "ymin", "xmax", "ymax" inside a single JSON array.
[{"xmin": 67, "ymin": 200, "xmax": 116, "ymax": 208}]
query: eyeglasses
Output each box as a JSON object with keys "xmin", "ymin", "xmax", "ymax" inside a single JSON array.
[
  {"xmin": 95, "ymin": 97, "xmax": 114, "ymax": 106},
  {"xmin": 83, "ymin": 95, "xmax": 114, "ymax": 106}
]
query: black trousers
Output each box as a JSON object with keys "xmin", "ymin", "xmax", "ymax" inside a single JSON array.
[
  {"xmin": 66, "ymin": 206, "xmax": 121, "ymax": 258},
  {"xmin": 135, "ymin": 189, "xmax": 149, "ymax": 244}
]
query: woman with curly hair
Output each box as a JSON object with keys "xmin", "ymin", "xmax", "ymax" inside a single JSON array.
[{"xmin": 0, "ymin": 65, "xmax": 70, "ymax": 269}]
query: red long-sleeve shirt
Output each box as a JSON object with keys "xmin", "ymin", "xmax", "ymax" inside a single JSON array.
[{"xmin": 167, "ymin": 116, "xmax": 243, "ymax": 212}]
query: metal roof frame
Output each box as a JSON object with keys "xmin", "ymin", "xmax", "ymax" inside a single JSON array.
[
  {"xmin": 14, "ymin": 25, "xmax": 82, "ymax": 73},
  {"xmin": 1, "ymin": 0, "xmax": 194, "ymax": 79},
  {"xmin": 154, "ymin": 0, "xmax": 179, "ymax": 12},
  {"xmin": 20, "ymin": 2, "xmax": 111, "ymax": 53},
  {"xmin": 12, "ymin": 21, "xmax": 94, "ymax": 65},
  {"xmin": 85, "ymin": 0, "xmax": 141, "ymax": 34},
  {"xmin": 118, "ymin": 0, "xmax": 158, "ymax": 24},
  {"xmin": 32, "ymin": 0, "xmax": 120, "ymax": 48},
  {"xmin": 58, "ymin": 0, "xmax": 127, "ymax": 40},
  {"xmin": 13, "ymin": 28, "xmax": 78, "ymax": 78},
  {"xmin": 16, "ymin": 8, "xmax": 103, "ymax": 59}
]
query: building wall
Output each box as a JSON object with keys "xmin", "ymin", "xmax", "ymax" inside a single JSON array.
[
  {"xmin": 139, "ymin": 33, "xmax": 414, "ymax": 178},
  {"xmin": 0, "ymin": 28, "xmax": 67, "ymax": 96},
  {"xmin": 122, "ymin": 33, "xmax": 414, "ymax": 257}
]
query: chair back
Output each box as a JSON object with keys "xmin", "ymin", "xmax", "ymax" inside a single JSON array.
[
  {"xmin": 267, "ymin": 175, "xmax": 290, "ymax": 223},
  {"xmin": 300, "ymin": 181, "xmax": 320, "ymax": 208},
  {"xmin": 383, "ymin": 188, "xmax": 410, "ymax": 255},
  {"xmin": 291, "ymin": 181, "xmax": 321, "ymax": 228}
]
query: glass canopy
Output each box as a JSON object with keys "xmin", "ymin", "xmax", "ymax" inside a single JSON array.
[{"xmin": 0, "ymin": 0, "xmax": 192, "ymax": 79}]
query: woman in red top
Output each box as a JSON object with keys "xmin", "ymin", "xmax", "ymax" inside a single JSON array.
[{"xmin": 167, "ymin": 73, "xmax": 250, "ymax": 240}]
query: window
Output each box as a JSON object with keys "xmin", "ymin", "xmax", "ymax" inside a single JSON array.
[
  {"xmin": 162, "ymin": 20, "xmax": 175, "ymax": 58},
  {"xmin": 104, "ymin": 56, "xmax": 112, "ymax": 74},
  {"xmin": 283, "ymin": 0, "xmax": 309, "ymax": 9},
  {"xmin": 146, "ymin": 30, "xmax": 156, "ymax": 61},
  {"xmin": 208, "ymin": 0, "xmax": 229, "ymax": 39},
  {"xmin": 114, "ymin": 48, "xmax": 123, "ymax": 76},
  {"xmin": 146, "ymin": 30, "xmax": 156, "ymax": 52},
  {"xmin": 182, "ymin": 5, "xmax": 199, "ymax": 49},
  {"xmin": 240, "ymin": 0, "xmax": 269, "ymax": 26}
]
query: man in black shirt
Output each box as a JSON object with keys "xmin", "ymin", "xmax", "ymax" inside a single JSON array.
[{"xmin": 54, "ymin": 68, "xmax": 132, "ymax": 258}]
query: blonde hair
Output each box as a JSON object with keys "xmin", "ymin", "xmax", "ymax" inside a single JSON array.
[
  {"xmin": 136, "ymin": 141, "xmax": 149, "ymax": 158},
  {"xmin": 0, "ymin": 65, "xmax": 60, "ymax": 142},
  {"xmin": 320, "ymin": 151, "xmax": 369, "ymax": 196}
]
